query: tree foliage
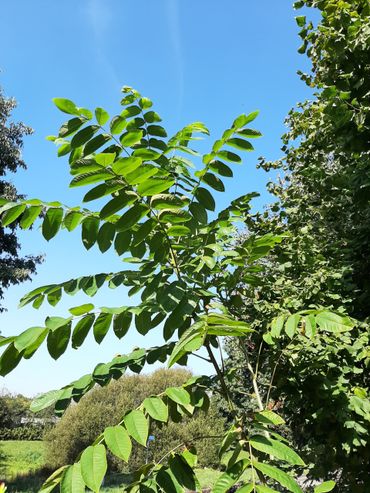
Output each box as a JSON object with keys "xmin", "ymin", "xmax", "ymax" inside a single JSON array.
[
  {"xmin": 224, "ymin": 1, "xmax": 370, "ymax": 490},
  {"xmin": 0, "ymin": 87, "xmax": 42, "ymax": 310},
  {"xmin": 0, "ymin": 83, "xmax": 344, "ymax": 493}
]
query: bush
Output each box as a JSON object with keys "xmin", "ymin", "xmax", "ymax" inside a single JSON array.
[
  {"xmin": 44, "ymin": 369, "xmax": 224, "ymax": 472},
  {"xmin": 0, "ymin": 426, "xmax": 43, "ymax": 440}
]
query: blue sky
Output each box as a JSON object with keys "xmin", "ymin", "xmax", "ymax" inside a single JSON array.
[{"xmin": 0, "ymin": 0, "xmax": 317, "ymax": 396}]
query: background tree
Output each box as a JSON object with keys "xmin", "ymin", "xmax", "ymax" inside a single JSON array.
[
  {"xmin": 0, "ymin": 87, "xmax": 42, "ymax": 311},
  {"xmin": 224, "ymin": 1, "xmax": 370, "ymax": 490},
  {"xmin": 45, "ymin": 369, "xmax": 224, "ymax": 472}
]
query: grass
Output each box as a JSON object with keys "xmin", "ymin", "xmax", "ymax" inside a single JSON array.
[
  {"xmin": 0, "ymin": 441, "xmax": 45, "ymax": 479},
  {"xmin": 0, "ymin": 441, "xmax": 221, "ymax": 492}
]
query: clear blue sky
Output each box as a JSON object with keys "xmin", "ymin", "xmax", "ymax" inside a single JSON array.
[{"xmin": 0, "ymin": 0, "xmax": 317, "ymax": 396}]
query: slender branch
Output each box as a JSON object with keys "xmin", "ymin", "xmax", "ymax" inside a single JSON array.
[
  {"xmin": 206, "ymin": 343, "xmax": 234, "ymax": 412},
  {"xmin": 217, "ymin": 336, "xmax": 226, "ymax": 374},
  {"xmin": 190, "ymin": 352, "xmax": 212, "ymax": 363}
]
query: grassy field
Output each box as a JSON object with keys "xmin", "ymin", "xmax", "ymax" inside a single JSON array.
[
  {"xmin": 1, "ymin": 440, "xmax": 221, "ymax": 492},
  {"xmin": 0, "ymin": 441, "xmax": 45, "ymax": 479}
]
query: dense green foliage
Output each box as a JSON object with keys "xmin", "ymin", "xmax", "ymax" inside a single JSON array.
[
  {"xmin": 0, "ymin": 83, "xmax": 342, "ymax": 493},
  {"xmin": 0, "ymin": 4, "xmax": 363, "ymax": 491},
  {"xmin": 0, "ymin": 88, "xmax": 42, "ymax": 311},
  {"xmin": 224, "ymin": 1, "xmax": 370, "ymax": 490},
  {"xmin": 45, "ymin": 369, "xmax": 224, "ymax": 472}
]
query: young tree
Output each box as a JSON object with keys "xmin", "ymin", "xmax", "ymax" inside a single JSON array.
[
  {"xmin": 0, "ymin": 85, "xmax": 342, "ymax": 493},
  {"xmin": 0, "ymin": 87, "xmax": 42, "ymax": 311}
]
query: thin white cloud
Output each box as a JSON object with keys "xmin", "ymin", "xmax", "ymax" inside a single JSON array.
[
  {"xmin": 85, "ymin": 0, "xmax": 122, "ymax": 91},
  {"xmin": 165, "ymin": 0, "xmax": 184, "ymax": 120}
]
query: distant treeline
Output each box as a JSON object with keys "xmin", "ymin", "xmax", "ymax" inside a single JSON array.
[{"xmin": 0, "ymin": 390, "xmax": 55, "ymax": 440}]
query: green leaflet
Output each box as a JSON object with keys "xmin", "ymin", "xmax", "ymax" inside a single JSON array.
[
  {"xmin": 168, "ymin": 455, "xmax": 197, "ymax": 491},
  {"xmin": 254, "ymin": 410, "xmax": 285, "ymax": 426},
  {"xmin": 202, "ymin": 172, "xmax": 225, "ymax": 192},
  {"xmin": 42, "ymin": 208, "xmax": 64, "ymax": 240},
  {"xmin": 47, "ymin": 322, "xmax": 71, "ymax": 360},
  {"xmin": 285, "ymin": 313, "xmax": 300, "ymax": 338},
  {"xmin": 20, "ymin": 205, "xmax": 42, "ymax": 229},
  {"xmin": 250, "ymin": 435, "xmax": 305, "ymax": 466},
  {"xmin": 195, "ymin": 187, "xmax": 215, "ymax": 211},
  {"xmin": 143, "ymin": 396, "xmax": 168, "ymax": 422},
  {"xmin": 60, "ymin": 463, "xmax": 85, "ymax": 493},
  {"xmin": 112, "ymin": 157, "xmax": 142, "ymax": 176},
  {"xmin": 69, "ymin": 303, "xmax": 94, "ymax": 316},
  {"xmin": 104, "ymin": 425, "xmax": 132, "ymax": 462},
  {"xmin": 82, "ymin": 216, "xmax": 99, "ymax": 249},
  {"xmin": 137, "ymin": 177, "xmax": 175, "ymax": 196},
  {"xmin": 226, "ymin": 137, "xmax": 254, "ymax": 151},
  {"xmin": 64, "ymin": 211, "xmax": 84, "ymax": 231},
  {"xmin": 110, "ymin": 115, "xmax": 127, "ymax": 134},
  {"xmin": 31, "ymin": 389, "xmax": 64, "ymax": 413},
  {"xmin": 120, "ymin": 130, "xmax": 143, "ymax": 146},
  {"xmin": 95, "ymin": 107, "xmax": 109, "ymax": 126},
  {"xmin": 39, "ymin": 466, "xmax": 68, "ymax": 493},
  {"xmin": 59, "ymin": 117, "xmax": 86, "ymax": 138},
  {"xmin": 80, "ymin": 445, "xmax": 107, "ymax": 493},
  {"xmin": 252, "ymin": 461, "xmax": 303, "ymax": 493},
  {"xmin": 93, "ymin": 312, "xmax": 113, "ymax": 344},
  {"xmin": 53, "ymin": 98, "xmax": 79, "ymax": 115},
  {"xmin": 72, "ymin": 314, "xmax": 95, "ymax": 349},
  {"xmin": 1, "ymin": 203, "xmax": 26, "ymax": 226},
  {"xmin": 165, "ymin": 387, "xmax": 191, "ymax": 406},
  {"xmin": 116, "ymin": 204, "xmax": 149, "ymax": 232},
  {"xmin": 97, "ymin": 222, "xmax": 116, "ymax": 252},
  {"xmin": 0, "ymin": 343, "xmax": 23, "ymax": 376},
  {"xmin": 113, "ymin": 310, "xmax": 132, "ymax": 339},
  {"xmin": 123, "ymin": 410, "xmax": 149, "ymax": 446},
  {"xmin": 168, "ymin": 321, "xmax": 205, "ymax": 367},
  {"xmin": 71, "ymin": 125, "xmax": 99, "ymax": 148},
  {"xmin": 314, "ymin": 481, "xmax": 336, "ymax": 493},
  {"xmin": 315, "ymin": 311, "xmax": 353, "ymax": 333},
  {"xmin": 213, "ymin": 460, "xmax": 248, "ymax": 493}
]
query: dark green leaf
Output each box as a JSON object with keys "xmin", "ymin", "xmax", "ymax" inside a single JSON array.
[
  {"xmin": 72, "ymin": 314, "xmax": 95, "ymax": 349},
  {"xmin": 93, "ymin": 312, "xmax": 113, "ymax": 344},
  {"xmin": 71, "ymin": 125, "xmax": 99, "ymax": 148},
  {"xmin": 116, "ymin": 204, "xmax": 149, "ymax": 232},
  {"xmin": 202, "ymin": 172, "xmax": 225, "ymax": 192},
  {"xmin": 42, "ymin": 208, "xmax": 64, "ymax": 241},
  {"xmin": 97, "ymin": 222, "xmax": 116, "ymax": 252},
  {"xmin": 195, "ymin": 187, "xmax": 215, "ymax": 211},
  {"xmin": 113, "ymin": 310, "xmax": 132, "ymax": 339},
  {"xmin": 82, "ymin": 216, "xmax": 100, "ymax": 250},
  {"xmin": 216, "ymin": 150, "xmax": 241, "ymax": 163},
  {"xmin": 0, "ymin": 343, "xmax": 23, "ymax": 376},
  {"xmin": 227, "ymin": 138, "xmax": 254, "ymax": 151},
  {"xmin": 59, "ymin": 117, "xmax": 86, "ymax": 138}
]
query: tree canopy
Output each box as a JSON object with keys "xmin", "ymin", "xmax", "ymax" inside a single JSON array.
[{"xmin": 0, "ymin": 87, "xmax": 42, "ymax": 311}]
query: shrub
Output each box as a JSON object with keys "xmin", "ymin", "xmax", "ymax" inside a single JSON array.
[
  {"xmin": 0, "ymin": 426, "xmax": 43, "ymax": 441},
  {"xmin": 44, "ymin": 369, "xmax": 224, "ymax": 472}
]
